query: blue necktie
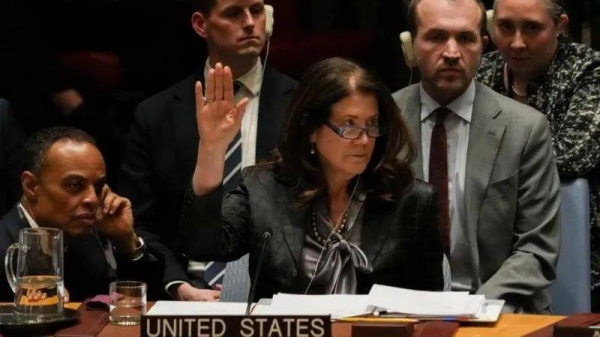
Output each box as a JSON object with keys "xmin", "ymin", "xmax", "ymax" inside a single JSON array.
[{"xmin": 203, "ymin": 81, "xmax": 243, "ymax": 287}]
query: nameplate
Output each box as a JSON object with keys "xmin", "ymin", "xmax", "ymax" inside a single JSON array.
[
  {"xmin": 554, "ymin": 326, "xmax": 600, "ymax": 337},
  {"xmin": 352, "ymin": 322, "xmax": 414, "ymax": 337},
  {"xmin": 141, "ymin": 315, "xmax": 331, "ymax": 337},
  {"xmin": 552, "ymin": 314, "xmax": 600, "ymax": 337}
]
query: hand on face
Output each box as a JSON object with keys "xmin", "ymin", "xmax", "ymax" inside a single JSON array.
[
  {"xmin": 195, "ymin": 63, "xmax": 249, "ymax": 152},
  {"xmin": 95, "ymin": 185, "xmax": 134, "ymax": 244}
]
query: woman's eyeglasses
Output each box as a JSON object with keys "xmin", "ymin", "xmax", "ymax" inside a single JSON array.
[{"xmin": 324, "ymin": 120, "xmax": 385, "ymax": 139}]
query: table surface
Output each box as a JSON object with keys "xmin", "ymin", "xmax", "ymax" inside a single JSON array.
[
  {"xmin": 0, "ymin": 303, "xmax": 562, "ymax": 337},
  {"xmin": 95, "ymin": 311, "xmax": 566, "ymax": 337}
]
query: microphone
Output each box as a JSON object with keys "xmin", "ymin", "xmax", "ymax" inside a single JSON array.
[{"xmin": 245, "ymin": 229, "xmax": 272, "ymax": 315}]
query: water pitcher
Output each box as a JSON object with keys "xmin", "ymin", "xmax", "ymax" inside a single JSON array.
[{"xmin": 5, "ymin": 228, "xmax": 65, "ymax": 322}]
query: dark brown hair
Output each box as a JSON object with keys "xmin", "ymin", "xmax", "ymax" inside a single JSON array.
[
  {"xmin": 406, "ymin": 0, "xmax": 488, "ymax": 38},
  {"xmin": 273, "ymin": 57, "xmax": 416, "ymax": 208},
  {"xmin": 189, "ymin": 0, "xmax": 217, "ymax": 15}
]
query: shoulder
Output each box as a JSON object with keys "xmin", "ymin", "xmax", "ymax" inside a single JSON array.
[
  {"xmin": 133, "ymin": 73, "xmax": 196, "ymax": 120},
  {"xmin": 477, "ymin": 82, "xmax": 547, "ymax": 128},
  {"xmin": 476, "ymin": 51, "xmax": 501, "ymax": 85},
  {"xmin": 392, "ymin": 84, "xmax": 419, "ymax": 109},
  {"xmin": 402, "ymin": 180, "xmax": 436, "ymax": 203},
  {"xmin": 240, "ymin": 165, "xmax": 281, "ymax": 190},
  {"xmin": 0, "ymin": 207, "xmax": 21, "ymax": 249},
  {"xmin": 373, "ymin": 180, "xmax": 437, "ymax": 212},
  {"xmin": 559, "ymin": 41, "xmax": 600, "ymax": 82},
  {"xmin": 263, "ymin": 66, "xmax": 298, "ymax": 93},
  {"xmin": 0, "ymin": 98, "xmax": 9, "ymax": 118}
]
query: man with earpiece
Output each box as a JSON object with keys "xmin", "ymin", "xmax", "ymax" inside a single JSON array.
[
  {"xmin": 393, "ymin": 0, "xmax": 560, "ymax": 313},
  {"xmin": 118, "ymin": 0, "xmax": 297, "ymax": 301}
]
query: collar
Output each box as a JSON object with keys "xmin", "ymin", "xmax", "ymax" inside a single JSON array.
[
  {"xmin": 18, "ymin": 202, "xmax": 39, "ymax": 228},
  {"xmin": 419, "ymin": 80, "xmax": 475, "ymax": 123},
  {"xmin": 203, "ymin": 58, "xmax": 263, "ymax": 96}
]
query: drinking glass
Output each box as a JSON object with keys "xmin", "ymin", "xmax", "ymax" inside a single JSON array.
[{"xmin": 109, "ymin": 281, "xmax": 147, "ymax": 325}]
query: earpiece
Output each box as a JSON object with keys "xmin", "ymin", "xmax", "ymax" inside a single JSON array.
[
  {"xmin": 399, "ymin": 31, "xmax": 417, "ymax": 68},
  {"xmin": 265, "ymin": 5, "xmax": 274, "ymax": 38},
  {"xmin": 486, "ymin": 10, "xmax": 494, "ymax": 39}
]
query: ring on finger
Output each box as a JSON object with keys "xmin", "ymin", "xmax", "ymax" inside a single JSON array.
[{"xmin": 203, "ymin": 97, "xmax": 215, "ymax": 104}]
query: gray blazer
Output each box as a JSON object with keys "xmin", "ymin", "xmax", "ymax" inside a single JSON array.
[{"xmin": 393, "ymin": 82, "xmax": 561, "ymax": 313}]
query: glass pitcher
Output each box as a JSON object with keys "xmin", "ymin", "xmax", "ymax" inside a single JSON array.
[{"xmin": 4, "ymin": 228, "xmax": 65, "ymax": 322}]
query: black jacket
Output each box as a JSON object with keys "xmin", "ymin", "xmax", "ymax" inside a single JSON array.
[{"xmin": 180, "ymin": 168, "xmax": 444, "ymax": 301}]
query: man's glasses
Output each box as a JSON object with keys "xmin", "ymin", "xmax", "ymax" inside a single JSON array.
[{"xmin": 324, "ymin": 120, "xmax": 385, "ymax": 139}]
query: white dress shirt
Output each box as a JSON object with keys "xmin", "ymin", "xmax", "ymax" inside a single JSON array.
[
  {"xmin": 419, "ymin": 80, "xmax": 475, "ymax": 292},
  {"xmin": 18, "ymin": 203, "xmax": 39, "ymax": 228}
]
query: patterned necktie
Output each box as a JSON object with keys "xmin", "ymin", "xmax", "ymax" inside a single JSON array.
[
  {"xmin": 203, "ymin": 81, "xmax": 244, "ymax": 287},
  {"xmin": 429, "ymin": 107, "xmax": 451, "ymax": 256}
]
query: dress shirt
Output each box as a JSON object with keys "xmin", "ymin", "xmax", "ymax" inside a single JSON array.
[
  {"xmin": 419, "ymin": 80, "xmax": 475, "ymax": 292},
  {"xmin": 18, "ymin": 203, "xmax": 39, "ymax": 228}
]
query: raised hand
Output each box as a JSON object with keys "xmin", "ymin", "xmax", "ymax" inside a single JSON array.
[{"xmin": 195, "ymin": 63, "xmax": 249, "ymax": 152}]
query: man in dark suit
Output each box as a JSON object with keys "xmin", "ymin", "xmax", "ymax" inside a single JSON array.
[
  {"xmin": 393, "ymin": 0, "xmax": 560, "ymax": 313},
  {"xmin": 118, "ymin": 0, "xmax": 297, "ymax": 301},
  {"xmin": 0, "ymin": 127, "xmax": 163, "ymax": 302}
]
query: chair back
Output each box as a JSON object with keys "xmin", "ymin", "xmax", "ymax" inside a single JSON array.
[
  {"xmin": 550, "ymin": 178, "xmax": 591, "ymax": 314},
  {"xmin": 220, "ymin": 254, "xmax": 251, "ymax": 302}
]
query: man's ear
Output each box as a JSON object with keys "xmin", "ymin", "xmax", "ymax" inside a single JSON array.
[
  {"xmin": 558, "ymin": 14, "xmax": 569, "ymax": 34},
  {"xmin": 21, "ymin": 171, "xmax": 39, "ymax": 202},
  {"xmin": 191, "ymin": 11, "xmax": 209, "ymax": 38}
]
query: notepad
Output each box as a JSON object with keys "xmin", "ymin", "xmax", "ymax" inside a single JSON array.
[{"xmin": 367, "ymin": 284, "xmax": 485, "ymax": 318}]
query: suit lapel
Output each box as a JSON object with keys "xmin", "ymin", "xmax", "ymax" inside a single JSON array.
[
  {"xmin": 464, "ymin": 84, "xmax": 506, "ymax": 234},
  {"xmin": 402, "ymin": 86, "xmax": 424, "ymax": 180},
  {"xmin": 172, "ymin": 72, "xmax": 202, "ymax": 188}
]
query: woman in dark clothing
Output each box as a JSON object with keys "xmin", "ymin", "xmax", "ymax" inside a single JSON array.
[
  {"xmin": 477, "ymin": 0, "xmax": 600, "ymax": 310},
  {"xmin": 180, "ymin": 57, "xmax": 443, "ymax": 300}
]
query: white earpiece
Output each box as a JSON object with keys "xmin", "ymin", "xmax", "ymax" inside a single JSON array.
[
  {"xmin": 399, "ymin": 31, "xmax": 417, "ymax": 68},
  {"xmin": 486, "ymin": 10, "xmax": 494, "ymax": 39},
  {"xmin": 265, "ymin": 5, "xmax": 274, "ymax": 38}
]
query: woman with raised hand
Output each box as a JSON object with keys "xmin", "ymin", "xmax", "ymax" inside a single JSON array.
[{"xmin": 180, "ymin": 58, "xmax": 443, "ymax": 300}]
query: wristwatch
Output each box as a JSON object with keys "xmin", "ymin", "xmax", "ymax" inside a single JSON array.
[{"xmin": 130, "ymin": 236, "xmax": 146, "ymax": 261}]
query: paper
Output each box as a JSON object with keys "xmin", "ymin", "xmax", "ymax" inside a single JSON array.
[
  {"xmin": 368, "ymin": 284, "xmax": 485, "ymax": 318},
  {"xmin": 459, "ymin": 300, "xmax": 504, "ymax": 322},
  {"xmin": 254, "ymin": 294, "xmax": 372, "ymax": 319},
  {"xmin": 146, "ymin": 301, "xmax": 248, "ymax": 316}
]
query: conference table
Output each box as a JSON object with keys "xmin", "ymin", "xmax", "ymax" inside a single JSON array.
[
  {"xmin": 1, "ymin": 303, "xmax": 566, "ymax": 337},
  {"xmin": 95, "ymin": 311, "xmax": 566, "ymax": 337}
]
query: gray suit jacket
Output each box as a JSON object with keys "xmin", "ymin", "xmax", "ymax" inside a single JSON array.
[{"xmin": 393, "ymin": 82, "xmax": 561, "ymax": 313}]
